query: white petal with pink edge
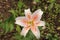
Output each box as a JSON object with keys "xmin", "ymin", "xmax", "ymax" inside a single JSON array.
[
  {"xmin": 37, "ymin": 21, "xmax": 45, "ymax": 26},
  {"xmin": 31, "ymin": 26, "xmax": 40, "ymax": 39},
  {"xmin": 15, "ymin": 17, "xmax": 28, "ymax": 27},
  {"xmin": 32, "ymin": 9, "xmax": 43, "ymax": 21},
  {"xmin": 24, "ymin": 8, "xmax": 32, "ymax": 19},
  {"xmin": 20, "ymin": 27, "xmax": 30, "ymax": 37}
]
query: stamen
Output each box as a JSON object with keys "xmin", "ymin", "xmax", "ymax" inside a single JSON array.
[{"xmin": 28, "ymin": 20, "xmax": 34, "ymax": 26}]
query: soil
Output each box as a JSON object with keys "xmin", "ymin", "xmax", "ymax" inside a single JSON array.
[
  {"xmin": 0, "ymin": 0, "xmax": 18, "ymax": 40},
  {"xmin": 0, "ymin": 0, "xmax": 18, "ymax": 21}
]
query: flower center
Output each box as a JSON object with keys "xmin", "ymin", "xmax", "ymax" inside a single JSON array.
[{"xmin": 28, "ymin": 20, "xmax": 34, "ymax": 26}]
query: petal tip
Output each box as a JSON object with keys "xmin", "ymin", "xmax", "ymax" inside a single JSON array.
[
  {"xmin": 38, "ymin": 9, "xmax": 43, "ymax": 14},
  {"xmin": 25, "ymin": 8, "xmax": 30, "ymax": 12}
]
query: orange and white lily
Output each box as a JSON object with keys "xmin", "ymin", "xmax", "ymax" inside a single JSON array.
[{"xmin": 15, "ymin": 9, "xmax": 45, "ymax": 39}]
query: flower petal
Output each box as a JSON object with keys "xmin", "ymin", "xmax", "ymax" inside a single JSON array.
[
  {"xmin": 32, "ymin": 9, "xmax": 43, "ymax": 21},
  {"xmin": 36, "ymin": 21, "xmax": 45, "ymax": 29},
  {"xmin": 20, "ymin": 27, "xmax": 30, "ymax": 37},
  {"xmin": 25, "ymin": 8, "xmax": 32, "ymax": 19},
  {"xmin": 36, "ymin": 21, "xmax": 45, "ymax": 26},
  {"xmin": 31, "ymin": 26, "xmax": 40, "ymax": 39},
  {"xmin": 15, "ymin": 17, "xmax": 28, "ymax": 27}
]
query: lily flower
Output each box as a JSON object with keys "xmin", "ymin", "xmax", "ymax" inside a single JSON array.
[{"xmin": 15, "ymin": 9, "xmax": 45, "ymax": 39}]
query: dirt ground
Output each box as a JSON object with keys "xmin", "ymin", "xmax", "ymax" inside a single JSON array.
[{"xmin": 0, "ymin": 0, "xmax": 18, "ymax": 40}]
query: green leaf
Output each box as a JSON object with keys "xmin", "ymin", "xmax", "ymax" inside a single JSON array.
[
  {"xmin": 3, "ymin": 15, "xmax": 14, "ymax": 33},
  {"xmin": 48, "ymin": 3, "xmax": 54, "ymax": 11},
  {"xmin": 18, "ymin": 1, "xmax": 24, "ymax": 8},
  {"xmin": 49, "ymin": 0, "xmax": 56, "ymax": 3},
  {"xmin": 9, "ymin": 23, "xmax": 14, "ymax": 32},
  {"xmin": 9, "ymin": 9, "xmax": 18, "ymax": 17},
  {"xmin": 34, "ymin": 0, "xmax": 40, "ymax": 2},
  {"xmin": 46, "ymin": 33, "xmax": 52, "ymax": 40},
  {"xmin": 38, "ymin": 26, "xmax": 43, "ymax": 30},
  {"xmin": 14, "ymin": 33, "xmax": 23, "ymax": 40},
  {"xmin": 4, "ymin": 22, "xmax": 9, "ymax": 33},
  {"xmin": 16, "ymin": 25, "xmax": 21, "ymax": 33}
]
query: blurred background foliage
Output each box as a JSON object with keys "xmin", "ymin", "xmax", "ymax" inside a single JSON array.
[{"xmin": 0, "ymin": 0, "xmax": 60, "ymax": 40}]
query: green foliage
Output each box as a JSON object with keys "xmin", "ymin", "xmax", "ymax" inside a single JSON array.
[
  {"xmin": 0, "ymin": 15, "xmax": 14, "ymax": 34},
  {"xmin": 34, "ymin": 0, "xmax": 40, "ymax": 2},
  {"xmin": 14, "ymin": 30, "xmax": 37, "ymax": 40},
  {"xmin": 18, "ymin": 1, "xmax": 24, "ymax": 9},
  {"xmin": 16, "ymin": 25, "xmax": 21, "ymax": 33},
  {"xmin": 46, "ymin": 33, "xmax": 59, "ymax": 40},
  {"xmin": 0, "ymin": 0, "xmax": 60, "ymax": 40},
  {"xmin": 48, "ymin": 0, "xmax": 56, "ymax": 11},
  {"xmin": 49, "ymin": 0, "xmax": 56, "ymax": 3},
  {"xmin": 9, "ymin": 9, "xmax": 18, "ymax": 17}
]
